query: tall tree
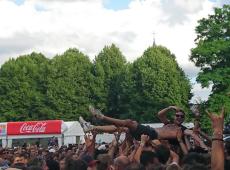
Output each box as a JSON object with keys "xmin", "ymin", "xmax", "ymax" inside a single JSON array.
[
  {"xmin": 122, "ymin": 46, "xmax": 191, "ymax": 122},
  {"xmin": 92, "ymin": 44, "xmax": 127, "ymax": 117},
  {"xmin": 47, "ymin": 48, "xmax": 94, "ymax": 120},
  {"xmin": 0, "ymin": 52, "xmax": 52, "ymax": 121},
  {"xmin": 190, "ymin": 5, "xmax": 230, "ymax": 117}
]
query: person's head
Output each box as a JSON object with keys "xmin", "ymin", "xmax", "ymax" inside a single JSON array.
[
  {"xmin": 97, "ymin": 154, "xmax": 112, "ymax": 170},
  {"xmin": 182, "ymin": 152, "xmax": 210, "ymax": 166},
  {"xmin": 13, "ymin": 156, "xmax": 22, "ymax": 164},
  {"xmin": 155, "ymin": 145, "xmax": 170, "ymax": 164},
  {"xmin": 147, "ymin": 164, "xmax": 166, "ymax": 170},
  {"xmin": 81, "ymin": 155, "xmax": 99, "ymax": 170},
  {"xmin": 27, "ymin": 157, "xmax": 48, "ymax": 170},
  {"xmin": 166, "ymin": 164, "xmax": 181, "ymax": 170},
  {"xmin": 46, "ymin": 159, "xmax": 59, "ymax": 170},
  {"xmin": 140, "ymin": 151, "xmax": 159, "ymax": 168},
  {"xmin": 65, "ymin": 159, "xmax": 87, "ymax": 170},
  {"xmin": 59, "ymin": 158, "xmax": 65, "ymax": 170},
  {"xmin": 173, "ymin": 110, "xmax": 185, "ymax": 125},
  {"xmin": 124, "ymin": 163, "xmax": 145, "ymax": 170},
  {"xmin": 27, "ymin": 166, "xmax": 43, "ymax": 170},
  {"xmin": 19, "ymin": 153, "xmax": 28, "ymax": 165},
  {"xmin": 30, "ymin": 148, "xmax": 38, "ymax": 158},
  {"xmin": 182, "ymin": 163, "xmax": 209, "ymax": 170},
  {"xmin": 113, "ymin": 156, "xmax": 130, "ymax": 170},
  {"xmin": 72, "ymin": 154, "xmax": 79, "ymax": 160}
]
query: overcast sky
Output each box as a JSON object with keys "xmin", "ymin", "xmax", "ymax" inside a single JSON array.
[{"xmin": 0, "ymin": 0, "xmax": 229, "ymax": 102}]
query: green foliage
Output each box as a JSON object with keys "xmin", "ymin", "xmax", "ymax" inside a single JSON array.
[
  {"xmin": 0, "ymin": 45, "xmax": 191, "ymax": 123},
  {"xmin": 190, "ymin": 5, "xmax": 230, "ymax": 125},
  {"xmin": 47, "ymin": 48, "xmax": 94, "ymax": 120},
  {"xmin": 0, "ymin": 52, "xmax": 54, "ymax": 121},
  {"xmin": 120, "ymin": 46, "xmax": 191, "ymax": 122},
  {"xmin": 92, "ymin": 44, "xmax": 127, "ymax": 117}
]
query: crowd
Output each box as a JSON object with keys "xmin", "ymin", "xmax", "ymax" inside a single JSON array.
[{"xmin": 0, "ymin": 106, "xmax": 228, "ymax": 170}]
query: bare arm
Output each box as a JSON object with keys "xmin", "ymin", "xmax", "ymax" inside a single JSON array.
[
  {"xmin": 169, "ymin": 150, "xmax": 180, "ymax": 164},
  {"xmin": 79, "ymin": 133, "xmax": 96, "ymax": 157},
  {"xmin": 177, "ymin": 129, "xmax": 188, "ymax": 155},
  {"xmin": 133, "ymin": 135, "xmax": 149, "ymax": 163},
  {"xmin": 206, "ymin": 108, "xmax": 224, "ymax": 170},
  {"xmin": 108, "ymin": 139, "xmax": 118, "ymax": 159},
  {"xmin": 133, "ymin": 144, "xmax": 144, "ymax": 163},
  {"xmin": 128, "ymin": 140, "xmax": 140, "ymax": 162},
  {"xmin": 158, "ymin": 106, "xmax": 179, "ymax": 124},
  {"xmin": 157, "ymin": 106, "xmax": 171, "ymax": 124},
  {"xmin": 184, "ymin": 135, "xmax": 191, "ymax": 151},
  {"xmin": 128, "ymin": 147, "xmax": 138, "ymax": 162},
  {"xmin": 184, "ymin": 129, "xmax": 208, "ymax": 150}
]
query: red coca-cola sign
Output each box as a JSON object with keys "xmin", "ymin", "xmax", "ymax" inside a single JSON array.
[{"xmin": 7, "ymin": 120, "xmax": 62, "ymax": 135}]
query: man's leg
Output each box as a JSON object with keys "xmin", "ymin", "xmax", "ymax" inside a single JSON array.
[
  {"xmin": 93, "ymin": 125, "xmax": 128, "ymax": 133},
  {"xmin": 89, "ymin": 106, "xmax": 138, "ymax": 131},
  {"xmin": 79, "ymin": 116, "xmax": 129, "ymax": 133}
]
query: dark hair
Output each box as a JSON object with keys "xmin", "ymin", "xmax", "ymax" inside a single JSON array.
[
  {"xmin": 46, "ymin": 159, "xmax": 59, "ymax": 170},
  {"xmin": 65, "ymin": 159, "xmax": 87, "ymax": 170},
  {"xmin": 19, "ymin": 153, "xmax": 28, "ymax": 159},
  {"xmin": 155, "ymin": 145, "xmax": 170, "ymax": 164},
  {"xmin": 125, "ymin": 163, "xmax": 145, "ymax": 170},
  {"xmin": 147, "ymin": 164, "xmax": 166, "ymax": 170},
  {"xmin": 27, "ymin": 166, "xmax": 43, "ymax": 170},
  {"xmin": 114, "ymin": 156, "xmax": 130, "ymax": 170},
  {"xmin": 97, "ymin": 154, "xmax": 112, "ymax": 170},
  {"xmin": 27, "ymin": 158, "xmax": 45, "ymax": 167},
  {"xmin": 140, "ymin": 151, "xmax": 157, "ymax": 167},
  {"xmin": 166, "ymin": 164, "xmax": 181, "ymax": 170},
  {"xmin": 182, "ymin": 163, "xmax": 209, "ymax": 170},
  {"xmin": 182, "ymin": 153, "xmax": 210, "ymax": 166}
]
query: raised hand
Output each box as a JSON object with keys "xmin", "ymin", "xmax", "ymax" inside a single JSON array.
[
  {"xmin": 206, "ymin": 107, "xmax": 225, "ymax": 170},
  {"xmin": 191, "ymin": 104, "xmax": 200, "ymax": 118},
  {"xmin": 206, "ymin": 107, "xmax": 224, "ymax": 134},
  {"xmin": 114, "ymin": 131, "xmax": 121, "ymax": 143},
  {"xmin": 141, "ymin": 134, "xmax": 150, "ymax": 145},
  {"xmin": 169, "ymin": 106, "xmax": 181, "ymax": 112}
]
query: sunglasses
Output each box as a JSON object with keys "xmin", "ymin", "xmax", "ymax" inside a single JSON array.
[{"xmin": 175, "ymin": 114, "xmax": 185, "ymax": 118}]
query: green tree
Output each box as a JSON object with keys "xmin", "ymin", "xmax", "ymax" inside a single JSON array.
[
  {"xmin": 190, "ymin": 5, "xmax": 230, "ymax": 120},
  {"xmin": 0, "ymin": 52, "xmax": 53, "ymax": 121},
  {"xmin": 47, "ymin": 48, "xmax": 94, "ymax": 120},
  {"xmin": 122, "ymin": 46, "xmax": 191, "ymax": 122},
  {"xmin": 92, "ymin": 44, "xmax": 127, "ymax": 117}
]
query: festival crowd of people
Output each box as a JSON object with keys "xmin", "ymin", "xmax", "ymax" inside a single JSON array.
[{"xmin": 0, "ymin": 106, "xmax": 229, "ymax": 170}]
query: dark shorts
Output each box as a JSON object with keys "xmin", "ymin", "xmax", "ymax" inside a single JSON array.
[{"xmin": 130, "ymin": 124, "xmax": 158, "ymax": 140}]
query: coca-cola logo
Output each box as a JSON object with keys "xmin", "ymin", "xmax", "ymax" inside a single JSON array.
[{"xmin": 19, "ymin": 122, "xmax": 47, "ymax": 134}]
